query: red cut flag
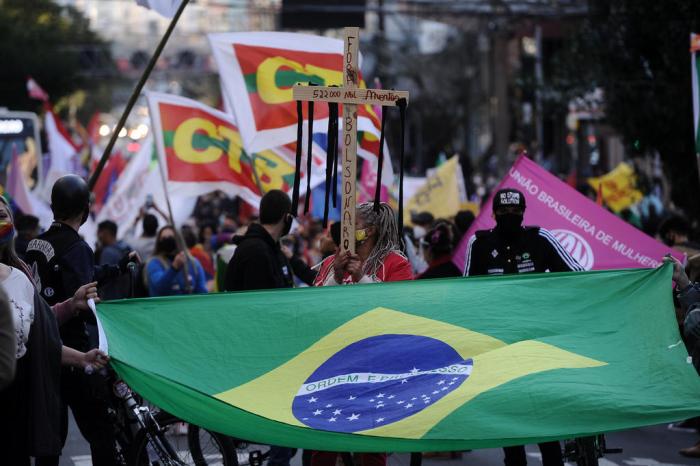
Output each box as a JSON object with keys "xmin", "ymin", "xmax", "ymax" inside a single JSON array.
[{"xmin": 26, "ymin": 77, "xmax": 49, "ymax": 102}]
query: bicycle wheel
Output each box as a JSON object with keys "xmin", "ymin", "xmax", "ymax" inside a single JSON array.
[
  {"xmin": 225, "ymin": 439, "xmax": 271, "ymax": 466},
  {"xmin": 132, "ymin": 412, "xmax": 236, "ymax": 466},
  {"xmin": 575, "ymin": 436, "xmax": 599, "ymax": 466}
]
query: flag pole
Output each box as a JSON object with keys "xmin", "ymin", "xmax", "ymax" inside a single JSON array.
[
  {"xmin": 155, "ymin": 150, "xmax": 194, "ymax": 293},
  {"xmin": 87, "ymin": 0, "xmax": 190, "ymax": 191}
]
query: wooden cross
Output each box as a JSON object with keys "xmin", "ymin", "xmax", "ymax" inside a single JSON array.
[{"xmin": 292, "ymin": 27, "xmax": 409, "ymax": 253}]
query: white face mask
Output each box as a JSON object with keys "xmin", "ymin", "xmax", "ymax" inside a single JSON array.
[{"xmin": 413, "ymin": 225, "xmax": 427, "ymax": 239}]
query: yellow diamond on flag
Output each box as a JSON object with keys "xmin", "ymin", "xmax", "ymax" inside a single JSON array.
[{"xmin": 215, "ymin": 308, "xmax": 605, "ymax": 439}]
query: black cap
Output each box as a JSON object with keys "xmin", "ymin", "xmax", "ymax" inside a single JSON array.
[
  {"xmin": 493, "ymin": 188, "xmax": 526, "ymax": 211},
  {"xmin": 51, "ymin": 174, "xmax": 90, "ymax": 221}
]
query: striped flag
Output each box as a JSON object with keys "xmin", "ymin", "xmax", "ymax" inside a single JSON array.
[{"xmin": 26, "ymin": 77, "xmax": 49, "ymax": 102}]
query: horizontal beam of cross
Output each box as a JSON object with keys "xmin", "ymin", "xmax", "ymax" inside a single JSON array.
[{"xmin": 292, "ymin": 85, "xmax": 409, "ymax": 107}]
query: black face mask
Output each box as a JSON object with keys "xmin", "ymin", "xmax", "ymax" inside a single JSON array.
[
  {"xmin": 158, "ymin": 236, "xmax": 178, "ymax": 255},
  {"xmin": 281, "ymin": 214, "xmax": 293, "ymax": 238},
  {"xmin": 495, "ymin": 213, "xmax": 524, "ymax": 236}
]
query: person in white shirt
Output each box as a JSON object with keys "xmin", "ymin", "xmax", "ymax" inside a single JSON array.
[{"xmin": 0, "ymin": 197, "xmax": 109, "ymax": 463}]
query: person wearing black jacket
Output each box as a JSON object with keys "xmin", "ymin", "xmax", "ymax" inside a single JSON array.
[
  {"xmin": 463, "ymin": 188, "xmax": 583, "ymax": 466},
  {"xmin": 25, "ymin": 175, "xmax": 135, "ymax": 466},
  {"xmin": 223, "ymin": 189, "xmax": 297, "ymax": 466},
  {"xmin": 463, "ymin": 189, "xmax": 584, "ymax": 277},
  {"xmin": 224, "ymin": 190, "xmax": 294, "ymax": 291}
]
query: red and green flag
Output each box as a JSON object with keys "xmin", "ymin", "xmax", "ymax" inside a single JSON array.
[{"xmin": 147, "ymin": 92, "xmax": 324, "ymax": 207}]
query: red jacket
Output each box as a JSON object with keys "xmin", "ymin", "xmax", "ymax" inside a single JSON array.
[{"xmin": 313, "ymin": 251, "xmax": 413, "ymax": 286}]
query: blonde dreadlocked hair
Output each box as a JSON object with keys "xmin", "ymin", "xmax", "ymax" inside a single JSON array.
[{"xmin": 356, "ymin": 202, "xmax": 405, "ymax": 278}]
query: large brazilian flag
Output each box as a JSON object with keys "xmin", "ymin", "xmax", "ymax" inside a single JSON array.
[{"xmin": 98, "ymin": 264, "xmax": 700, "ymax": 451}]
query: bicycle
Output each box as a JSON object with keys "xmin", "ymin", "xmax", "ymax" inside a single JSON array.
[
  {"xmin": 105, "ymin": 367, "xmax": 238, "ymax": 465},
  {"xmin": 563, "ymin": 434, "xmax": 622, "ymax": 466}
]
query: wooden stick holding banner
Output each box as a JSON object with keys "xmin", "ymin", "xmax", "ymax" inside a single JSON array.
[
  {"xmin": 87, "ymin": 0, "xmax": 190, "ymax": 191},
  {"xmin": 292, "ymin": 27, "xmax": 409, "ymax": 253},
  {"xmin": 155, "ymin": 152, "xmax": 194, "ymax": 293}
]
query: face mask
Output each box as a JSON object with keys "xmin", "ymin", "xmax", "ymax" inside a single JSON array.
[
  {"xmin": 0, "ymin": 221, "xmax": 15, "ymax": 245},
  {"xmin": 158, "ymin": 236, "xmax": 177, "ymax": 255},
  {"xmin": 413, "ymin": 225, "xmax": 427, "ymax": 239},
  {"xmin": 281, "ymin": 214, "xmax": 293, "ymax": 237},
  {"xmin": 495, "ymin": 213, "xmax": 523, "ymax": 236}
]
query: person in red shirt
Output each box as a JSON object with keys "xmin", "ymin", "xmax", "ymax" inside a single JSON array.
[
  {"xmin": 311, "ymin": 202, "xmax": 412, "ymax": 466},
  {"xmin": 314, "ymin": 202, "xmax": 413, "ymax": 286}
]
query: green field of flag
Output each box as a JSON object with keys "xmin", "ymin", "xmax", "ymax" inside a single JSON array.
[{"xmin": 98, "ymin": 263, "xmax": 700, "ymax": 451}]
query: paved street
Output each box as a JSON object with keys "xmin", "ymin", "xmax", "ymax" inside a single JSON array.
[{"xmin": 61, "ymin": 416, "xmax": 699, "ymax": 466}]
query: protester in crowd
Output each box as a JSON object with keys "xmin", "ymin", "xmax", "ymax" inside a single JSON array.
[
  {"xmin": 411, "ymin": 211, "xmax": 434, "ymax": 240},
  {"xmin": 96, "ymin": 220, "xmax": 137, "ymax": 300},
  {"xmin": 311, "ymin": 202, "xmax": 412, "ymax": 466},
  {"xmin": 14, "ymin": 214, "xmax": 40, "ymax": 260},
  {"xmin": 282, "ymin": 222, "xmax": 342, "ymax": 286},
  {"xmin": 417, "ymin": 221, "xmax": 462, "ymax": 279},
  {"xmin": 402, "ymin": 212, "xmax": 434, "ymax": 275},
  {"xmin": 454, "ymin": 209, "xmax": 475, "ymax": 243},
  {"xmin": 464, "ymin": 188, "xmax": 582, "ymax": 466},
  {"xmin": 145, "ymin": 226, "xmax": 207, "ymax": 296},
  {"xmin": 214, "ymin": 225, "xmax": 247, "ymax": 291},
  {"xmin": 659, "ymin": 215, "xmax": 700, "ymax": 282},
  {"xmin": 0, "ymin": 287, "xmax": 14, "ymax": 390},
  {"xmin": 96, "ymin": 220, "xmax": 132, "ymax": 265},
  {"xmin": 315, "ymin": 203, "xmax": 413, "ymax": 285},
  {"xmin": 664, "ymin": 255, "xmax": 700, "ymax": 457},
  {"xmin": 24, "ymin": 174, "xmax": 134, "ymax": 466},
  {"xmin": 320, "ymin": 221, "xmax": 341, "ymax": 259},
  {"xmin": 223, "ymin": 189, "xmax": 294, "ymax": 292},
  {"xmin": 223, "ymin": 189, "xmax": 296, "ymax": 466},
  {"xmin": 124, "ymin": 206, "xmax": 162, "ymax": 262},
  {"xmin": 191, "ymin": 222, "xmax": 217, "ymax": 280},
  {"xmin": 0, "ymin": 201, "xmax": 108, "ymax": 464}
]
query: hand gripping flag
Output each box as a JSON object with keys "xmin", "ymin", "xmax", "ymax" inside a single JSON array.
[{"xmin": 97, "ymin": 264, "xmax": 700, "ymax": 451}]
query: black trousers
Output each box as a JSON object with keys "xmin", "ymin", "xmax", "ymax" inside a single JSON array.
[
  {"xmin": 36, "ymin": 367, "xmax": 118, "ymax": 466},
  {"xmin": 503, "ymin": 441, "xmax": 563, "ymax": 466}
]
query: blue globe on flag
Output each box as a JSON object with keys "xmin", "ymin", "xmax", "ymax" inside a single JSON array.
[{"xmin": 291, "ymin": 334, "xmax": 473, "ymax": 432}]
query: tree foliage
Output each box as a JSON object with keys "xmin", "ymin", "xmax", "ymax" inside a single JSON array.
[
  {"xmin": 0, "ymin": 0, "xmax": 112, "ymax": 113},
  {"xmin": 555, "ymin": 0, "xmax": 700, "ymax": 219}
]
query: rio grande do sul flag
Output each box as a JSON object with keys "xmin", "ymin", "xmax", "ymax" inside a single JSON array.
[
  {"xmin": 208, "ymin": 32, "xmax": 384, "ymax": 154},
  {"xmin": 453, "ymin": 155, "xmax": 683, "ymax": 273},
  {"xmin": 98, "ymin": 264, "xmax": 700, "ymax": 451},
  {"xmin": 147, "ymin": 92, "xmax": 324, "ymax": 207}
]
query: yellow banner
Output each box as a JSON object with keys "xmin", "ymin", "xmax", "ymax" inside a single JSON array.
[
  {"xmin": 404, "ymin": 156, "xmax": 461, "ymax": 225},
  {"xmin": 587, "ymin": 162, "xmax": 643, "ymax": 213}
]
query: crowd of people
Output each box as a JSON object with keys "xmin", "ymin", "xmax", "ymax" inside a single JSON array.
[{"xmin": 0, "ymin": 172, "xmax": 698, "ymax": 465}]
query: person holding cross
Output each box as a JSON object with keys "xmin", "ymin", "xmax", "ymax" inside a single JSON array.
[
  {"xmin": 311, "ymin": 202, "xmax": 411, "ymax": 466},
  {"xmin": 313, "ymin": 202, "xmax": 413, "ymax": 286}
]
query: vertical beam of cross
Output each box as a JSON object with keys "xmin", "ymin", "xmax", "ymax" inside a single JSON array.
[
  {"xmin": 340, "ymin": 27, "xmax": 360, "ymax": 253},
  {"xmin": 292, "ymin": 27, "xmax": 409, "ymax": 254}
]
